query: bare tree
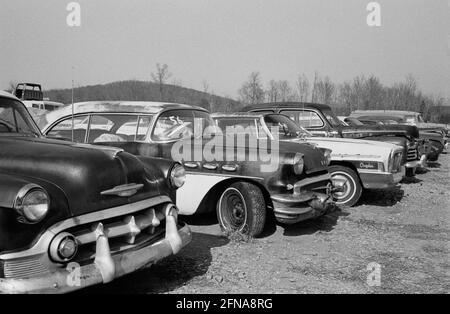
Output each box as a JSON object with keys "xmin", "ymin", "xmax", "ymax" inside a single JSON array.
[
  {"xmin": 277, "ymin": 80, "xmax": 294, "ymax": 102},
  {"xmin": 315, "ymin": 76, "xmax": 335, "ymax": 105},
  {"xmin": 265, "ymin": 80, "xmax": 279, "ymax": 102},
  {"xmin": 311, "ymin": 71, "xmax": 320, "ymax": 102},
  {"xmin": 202, "ymin": 80, "xmax": 210, "ymax": 94},
  {"xmin": 6, "ymin": 81, "xmax": 17, "ymax": 93},
  {"xmin": 151, "ymin": 63, "xmax": 172, "ymax": 101},
  {"xmin": 172, "ymin": 78, "xmax": 183, "ymax": 87},
  {"xmin": 202, "ymin": 80, "xmax": 215, "ymax": 112},
  {"xmin": 296, "ymin": 74, "xmax": 310, "ymax": 102},
  {"xmin": 238, "ymin": 72, "xmax": 265, "ymax": 105}
]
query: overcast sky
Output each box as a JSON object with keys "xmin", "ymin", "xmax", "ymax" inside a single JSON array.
[{"xmin": 1, "ymin": 0, "xmax": 449, "ymax": 99}]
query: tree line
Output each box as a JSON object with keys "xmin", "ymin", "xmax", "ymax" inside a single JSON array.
[
  {"xmin": 237, "ymin": 71, "xmax": 449, "ymax": 122},
  {"xmin": 5, "ymin": 63, "xmax": 450, "ymax": 123}
]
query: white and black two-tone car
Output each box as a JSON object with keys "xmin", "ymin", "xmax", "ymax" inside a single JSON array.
[{"xmin": 41, "ymin": 101, "xmax": 336, "ymax": 237}]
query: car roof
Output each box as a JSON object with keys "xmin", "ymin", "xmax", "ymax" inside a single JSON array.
[
  {"xmin": 358, "ymin": 115, "xmax": 404, "ymax": 121},
  {"xmin": 352, "ymin": 110, "xmax": 420, "ymax": 117},
  {"xmin": 43, "ymin": 101, "xmax": 208, "ymax": 125},
  {"xmin": 0, "ymin": 90, "xmax": 19, "ymax": 100},
  {"xmin": 211, "ymin": 112, "xmax": 263, "ymax": 119},
  {"xmin": 243, "ymin": 102, "xmax": 332, "ymax": 112}
]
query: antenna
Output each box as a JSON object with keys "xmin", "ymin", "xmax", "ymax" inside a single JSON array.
[{"xmin": 71, "ymin": 66, "xmax": 75, "ymax": 142}]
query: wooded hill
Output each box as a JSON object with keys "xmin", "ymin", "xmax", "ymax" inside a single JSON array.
[{"xmin": 44, "ymin": 80, "xmax": 240, "ymax": 112}]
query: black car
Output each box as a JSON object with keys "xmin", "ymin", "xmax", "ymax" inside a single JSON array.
[
  {"xmin": 0, "ymin": 92, "xmax": 191, "ymax": 293},
  {"xmin": 349, "ymin": 114, "xmax": 444, "ymax": 162},
  {"xmin": 41, "ymin": 101, "xmax": 335, "ymax": 237},
  {"xmin": 243, "ymin": 102, "xmax": 423, "ymax": 176}
]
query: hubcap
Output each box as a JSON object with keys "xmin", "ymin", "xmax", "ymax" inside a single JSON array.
[
  {"xmin": 331, "ymin": 173, "xmax": 353, "ymax": 201},
  {"xmin": 218, "ymin": 188, "xmax": 247, "ymax": 231}
]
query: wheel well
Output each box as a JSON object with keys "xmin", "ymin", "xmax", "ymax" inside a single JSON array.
[
  {"xmin": 329, "ymin": 161, "xmax": 362, "ymax": 184},
  {"xmin": 330, "ymin": 160, "xmax": 358, "ymax": 173},
  {"xmin": 196, "ymin": 178, "xmax": 273, "ymax": 214}
]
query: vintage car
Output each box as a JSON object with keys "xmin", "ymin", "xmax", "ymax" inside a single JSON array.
[
  {"xmin": 0, "ymin": 92, "xmax": 191, "ymax": 293},
  {"xmin": 350, "ymin": 110, "xmax": 450, "ymax": 134},
  {"xmin": 350, "ymin": 111, "xmax": 447, "ymax": 161},
  {"xmin": 243, "ymin": 103, "xmax": 423, "ymax": 177},
  {"xmin": 213, "ymin": 113, "xmax": 405, "ymax": 207},
  {"xmin": 41, "ymin": 101, "xmax": 335, "ymax": 237}
]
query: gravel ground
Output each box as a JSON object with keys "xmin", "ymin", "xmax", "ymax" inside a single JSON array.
[{"xmin": 83, "ymin": 153, "xmax": 450, "ymax": 294}]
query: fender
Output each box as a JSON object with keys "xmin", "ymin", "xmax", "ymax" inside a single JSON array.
[
  {"xmin": 0, "ymin": 173, "xmax": 35, "ymax": 209},
  {"xmin": 176, "ymin": 172, "xmax": 263, "ymax": 215}
]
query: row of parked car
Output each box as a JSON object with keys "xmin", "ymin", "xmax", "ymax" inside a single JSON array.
[{"xmin": 0, "ymin": 89, "xmax": 448, "ymax": 293}]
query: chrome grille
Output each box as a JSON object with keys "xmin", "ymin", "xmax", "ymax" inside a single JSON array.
[
  {"xmin": 407, "ymin": 145, "xmax": 418, "ymax": 161},
  {"xmin": 68, "ymin": 207, "xmax": 167, "ymax": 264},
  {"xmin": 3, "ymin": 256, "xmax": 49, "ymax": 279}
]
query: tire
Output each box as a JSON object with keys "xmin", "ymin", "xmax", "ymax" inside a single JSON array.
[
  {"xmin": 329, "ymin": 165, "xmax": 362, "ymax": 207},
  {"xmin": 216, "ymin": 182, "xmax": 266, "ymax": 237},
  {"xmin": 405, "ymin": 167, "xmax": 416, "ymax": 177}
]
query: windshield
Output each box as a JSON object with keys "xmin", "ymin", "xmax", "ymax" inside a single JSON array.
[
  {"xmin": 344, "ymin": 117, "xmax": 364, "ymax": 126},
  {"xmin": 0, "ymin": 97, "xmax": 41, "ymax": 137},
  {"xmin": 152, "ymin": 109, "xmax": 215, "ymax": 141},
  {"xmin": 263, "ymin": 114, "xmax": 311, "ymax": 139},
  {"xmin": 322, "ymin": 109, "xmax": 344, "ymax": 128}
]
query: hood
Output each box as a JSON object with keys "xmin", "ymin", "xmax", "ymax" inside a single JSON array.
[
  {"xmin": 302, "ymin": 137, "xmax": 398, "ymax": 159},
  {"xmin": 340, "ymin": 124, "xmax": 419, "ymax": 139},
  {"xmin": 275, "ymin": 140, "xmax": 329, "ymax": 174},
  {"xmin": 420, "ymin": 131, "xmax": 445, "ymax": 144},
  {"xmin": 415, "ymin": 122, "xmax": 448, "ymax": 131},
  {"xmin": 0, "ymin": 137, "xmax": 163, "ymax": 216}
]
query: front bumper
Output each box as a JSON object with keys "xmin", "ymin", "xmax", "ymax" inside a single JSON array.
[
  {"xmin": 0, "ymin": 222, "xmax": 191, "ymax": 294},
  {"xmin": 359, "ymin": 167, "xmax": 405, "ymax": 190},
  {"xmin": 270, "ymin": 174, "xmax": 335, "ymax": 225},
  {"xmin": 405, "ymin": 160, "xmax": 420, "ymax": 170}
]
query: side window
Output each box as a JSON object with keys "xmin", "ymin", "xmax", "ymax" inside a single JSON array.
[
  {"xmin": 88, "ymin": 114, "xmax": 138, "ymax": 143},
  {"xmin": 152, "ymin": 110, "xmax": 195, "ymax": 141},
  {"xmin": 46, "ymin": 115, "xmax": 89, "ymax": 143},
  {"xmin": 281, "ymin": 110, "xmax": 324, "ymax": 128}
]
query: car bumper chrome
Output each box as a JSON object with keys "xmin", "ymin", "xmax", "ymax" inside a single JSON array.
[
  {"xmin": 359, "ymin": 168, "xmax": 405, "ymax": 190},
  {"xmin": 405, "ymin": 160, "xmax": 420, "ymax": 169},
  {"xmin": 0, "ymin": 222, "xmax": 191, "ymax": 294},
  {"xmin": 270, "ymin": 173, "xmax": 335, "ymax": 224}
]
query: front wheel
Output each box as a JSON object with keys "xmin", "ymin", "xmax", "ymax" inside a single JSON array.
[
  {"xmin": 329, "ymin": 165, "xmax": 362, "ymax": 207},
  {"xmin": 216, "ymin": 182, "xmax": 266, "ymax": 237}
]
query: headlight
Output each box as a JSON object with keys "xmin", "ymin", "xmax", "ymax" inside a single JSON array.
[
  {"xmin": 388, "ymin": 153, "xmax": 394, "ymax": 173},
  {"xmin": 14, "ymin": 185, "xmax": 49, "ymax": 224},
  {"xmin": 169, "ymin": 163, "xmax": 186, "ymax": 189},
  {"xmin": 293, "ymin": 153, "xmax": 305, "ymax": 175}
]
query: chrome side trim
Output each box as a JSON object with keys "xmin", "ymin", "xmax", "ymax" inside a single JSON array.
[
  {"xmin": 0, "ymin": 196, "xmax": 172, "ymax": 260},
  {"xmin": 203, "ymin": 163, "xmax": 218, "ymax": 170},
  {"xmin": 222, "ymin": 164, "xmax": 238, "ymax": 172},
  {"xmin": 184, "ymin": 162, "xmax": 199, "ymax": 169},
  {"xmin": 294, "ymin": 173, "xmax": 331, "ymax": 191},
  {"xmin": 101, "ymin": 183, "xmax": 144, "ymax": 197},
  {"xmin": 184, "ymin": 171, "xmax": 263, "ymax": 181}
]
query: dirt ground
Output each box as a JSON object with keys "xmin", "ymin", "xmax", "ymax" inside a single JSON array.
[{"xmin": 84, "ymin": 153, "xmax": 450, "ymax": 294}]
